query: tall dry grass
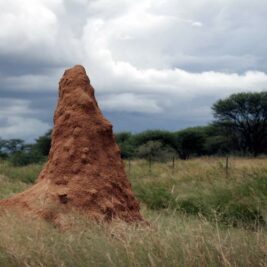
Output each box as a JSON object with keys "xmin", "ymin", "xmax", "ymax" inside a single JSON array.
[
  {"xmin": 0, "ymin": 157, "xmax": 266, "ymax": 266},
  {"xmin": 0, "ymin": 209, "xmax": 266, "ymax": 267}
]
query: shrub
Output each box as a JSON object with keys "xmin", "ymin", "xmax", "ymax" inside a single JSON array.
[
  {"xmin": 136, "ymin": 141, "xmax": 177, "ymax": 162},
  {"xmin": 134, "ymin": 183, "xmax": 176, "ymax": 209},
  {"xmin": 9, "ymin": 151, "xmax": 44, "ymax": 167},
  {"xmin": 115, "ymin": 132, "xmax": 135, "ymax": 159},
  {"xmin": 34, "ymin": 130, "xmax": 52, "ymax": 156},
  {"xmin": 177, "ymin": 199, "xmax": 202, "ymax": 215},
  {"xmin": 133, "ymin": 130, "xmax": 176, "ymax": 148},
  {"xmin": 220, "ymin": 203, "xmax": 265, "ymax": 228},
  {"xmin": 0, "ymin": 152, "xmax": 8, "ymax": 160}
]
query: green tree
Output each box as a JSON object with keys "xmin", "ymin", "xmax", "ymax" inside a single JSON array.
[
  {"xmin": 1, "ymin": 139, "xmax": 25, "ymax": 154},
  {"xmin": 115, "ymin": 132, "xmax": 135, "ymax": 158},
  {"xmin": 0, "ymin": 138, "xmax": 8, "ymax": 159},
  {"xmin": 202, "ymin": 124, "xmax": 233, "ymax": 155},
  {"xmin": 136, "ymin": 140, "xmax": 176, "ymax": 162},
  {"xmin": 212, "ymin": 92, "xmax": 267, "ymax": 156},
  {"xmin": 175, "ymin": 128, "xmax": 205, "ymax": 160},
  {"xmin": 133, "ymin": 130, "xmax": 176, "ymax": 149},
  {"xmin": 34, "ymin": 130, "xmax": 52, "ymax": 156}
]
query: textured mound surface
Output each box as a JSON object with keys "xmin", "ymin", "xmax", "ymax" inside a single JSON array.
[{"xmin": 0, "ymin": 65, "xmax": 143, "ymax": 224}]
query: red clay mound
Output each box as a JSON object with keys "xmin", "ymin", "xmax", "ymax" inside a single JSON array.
[{"xmin": 0, "ymin": 65, "xmax": 143, "ymax": 224}]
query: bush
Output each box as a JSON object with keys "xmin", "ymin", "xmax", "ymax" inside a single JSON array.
[
  {"xmin": 115, "ymin": 132, "xmax": 135, "ymax": 159},
  {"xmin": 9, "ymin": 151, "xmax": 44, "ymax": 167},
  {"xmin": 133, "ymin": 130, "xmax": 176, "ymax": 148},
  {"xmin": 177, "ymin": 199, "xmax": 203, "ymax": 215},
  {"xmin": 220, "ymin": 203, "xmax": 265, "ymax": 228},
  {"xmin": 34, "ymin": 130, "xmax": 52, "ymax": 156},
  {"xmin": 134, "ymin": 183, "xmax": 176, "ymax": 209},
  {"xmin": 0, "ymin": 152, "xmax": 8, "ymax": 160},
  {"xmin": 175, "ymin": 180, "xmax": 267, "ymax": 228},
  {"xmin": 136, "ymin": 141, "xmax": 177, "ymax": 162}
]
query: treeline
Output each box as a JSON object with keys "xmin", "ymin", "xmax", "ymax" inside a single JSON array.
[
  {"xmin": 0, "ymin": 131, "xmax": 51, "ymax": 166},
  {"xmin": 0, "ymin": 92, "xmax": 266, "ymax": 166},
  {"xmin": 116, "ymin": 126, "xmax": 229, "ymax": 160},
  {"xmin": 121, "ymin": 91, "xmax": 267, "ymax": 159}
]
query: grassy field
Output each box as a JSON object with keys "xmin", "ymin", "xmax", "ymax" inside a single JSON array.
[{"xmin": 0, "ymin": 157, "xmax": 266, "ymax": 267}]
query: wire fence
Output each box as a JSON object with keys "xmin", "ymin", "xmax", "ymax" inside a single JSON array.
[{"xmin": 125, "ymin": 155, "xmax": 231, "ymax": 178}]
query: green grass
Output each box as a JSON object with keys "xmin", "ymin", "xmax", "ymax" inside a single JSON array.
[
  {"xmin": 0, "ymin": 160, "xmax": 43, "ymax": 184},
  {"xmin": 129, "ymin": 157, "xmax": 267, "ymax": 228},
  {"xmin": 0, "ymin": 175, "xmax": 29, "ymax": 200},
  {"xmin": 0, "ymin": 157, "xmax": 266, "ymax": 266}
]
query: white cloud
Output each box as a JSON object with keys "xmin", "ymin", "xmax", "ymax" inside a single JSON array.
[
  {"xmin": 79, "ymin": 0, "xmax": 267, "ymax": 115},
  {"xmin": 1, "ymin": 72, "xmax": 61, "ymax": 92},
  {"xmin": 0, "ymin": 98, "xmax": 50, "ymax": 141},
  {"xmin": 192, "ymin": 21, "xmax": 203, "ymax": 27},
  {"xmin": 99, "ymin": 93, "xmax": 162, "ymax": 113},
  {"xmin": 0, "ymin": 117, "xmax": 50, "ymax": 142},
  {"xmin": 0, "ymin": 99, "xmax": 33, "ymax": 116},
  {"xmin": 0, "ymin": 0, "xmax": 267, "ymax": 140},
  {"xmin": 0, "ymin": 0, "xmax": 58, "ymax": 52}
]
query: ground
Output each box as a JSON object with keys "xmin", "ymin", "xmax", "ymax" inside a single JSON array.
[{"xmin": 0, "ymin": 157, "xmax": 266, "ymax": 267}]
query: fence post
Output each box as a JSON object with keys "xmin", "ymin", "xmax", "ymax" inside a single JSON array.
[
  {"xmin": 225, "ymin": 156, "xmax": 229, "ymax": 178},
  {"xmin": 149, "ymin": 155, "xmax": 152, "ymax": 174},
  {"xmin": 172, "ymin": 156, "xmax": 175, "ymax": 175},
  {"xmin": 128, "ymin": 159, "xmax": 131, "ymax": 175}
]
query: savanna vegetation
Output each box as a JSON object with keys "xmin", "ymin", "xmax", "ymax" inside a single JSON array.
[
  {"xmin": 1, "ymin": 92, "xmax": 266, "ymax": 167},
  {"xmin": 0, "ymin": 157, "xmax": 266, "ymax": 266},
  {"xmin": 0, "ymin": 92, "xmax": 266, "ymax": 266}
]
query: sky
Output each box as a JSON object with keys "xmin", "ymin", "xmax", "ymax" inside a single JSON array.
[{"xmin": 0, "ymin": 0, "xmax": 267, "ymax": 142}]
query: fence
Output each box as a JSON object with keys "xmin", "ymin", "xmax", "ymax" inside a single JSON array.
[{"xmin": 125, "ymin": 156, "xmax": 231, "ymax": 178}]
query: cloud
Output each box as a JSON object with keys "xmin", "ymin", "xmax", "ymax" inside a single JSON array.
[
  {"xmin": 1, "ymin": 73, "xmax": 59, "ymax": 92},
  {"xmin": 0, "ymin": 0, "xmax": 82, "ymax": 76},
  {"xmin": 0, "ymin": 117, "xmax": 50, "ymax": 142},
  {"xmin": 0, "ymin": 99, "xmax": 32, "ymax": 116},
  {"xmin": 99, "ymin": 93, "xmax": 163, "ymax": 113},
  {"xmin": 0, "ymin": 0, "xmax": 58, "ymax": 52},
  {"xmin": 0, "ymin": 0, "xmax": 267, "ymax": 141},
  {"xmin": 0, "ymin": 98, "xmax": 50, "ymax": 141},
  {"xmin": 191, "ymin": 21, "xmax": 203, "ymax": 27}
]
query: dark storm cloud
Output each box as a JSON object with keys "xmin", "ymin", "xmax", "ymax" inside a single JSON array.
[
  {"xmin": 0, "ymin": 54, "xmax": 67, "ymax": 76},
  {"xmin": 0, "ymin": 0, "xmax": 267, "ymax": 141}
]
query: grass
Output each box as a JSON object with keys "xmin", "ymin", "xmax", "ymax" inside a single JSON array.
[
  {"xmin": 0, "ymin": 210, "xmax": 266, "ymax": 267},
  {"xmin": 0, "ymin": 157, "xmax": 266, "ymax": 266},
  {"xmin": 129, "ymin": 157, "xmax": 267, "ymax": 228},
  {"xmin": 0, "ymin": 160, "xmax": 43, "ymax": 184},
  {"xmin": 0, "ymin": 175, "xmax": 29, "ymax": 200}
]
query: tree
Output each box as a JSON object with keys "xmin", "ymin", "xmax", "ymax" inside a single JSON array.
[
  {"xmin": 0, "ymin": 138, "xmax": 8, "ymax": 159},
  {"xmin": 115, "ymin": 132, "xmax": 132, "ymax": 144},
  {"xmin": 212, "ymin": 92, "xmax": 267, "ymax": 156},
  {"xmin": 133, "ymin": 130, "xmax": 176, "ymax": 149},
  {"xmin": 203, "ymin": 124, "xmax": 233, "ymax": 155},
  {"xmin": 115, "ymin": 132, "xmax": 135, "ymax": 159},
  {"xmin": 136, "ymin": 140, "xmax": 176, "ymax": 162},
  {"xmin": 1, "ymin": 139, "xmax": 25, "ymax": 154},
  {"xmin": 34, "ymin": 130, "xmax": 52, "ymax": 156},
  {"xmin": 175, "ymin": 128, "xmax": 205, "ymax": 160}
]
